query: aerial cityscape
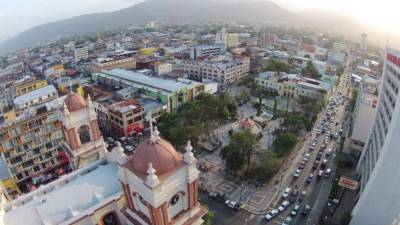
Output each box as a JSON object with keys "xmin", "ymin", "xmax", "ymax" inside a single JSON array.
[{"xmin": 0, "ymin": 0, "xmax": 398, "ymax": 225}]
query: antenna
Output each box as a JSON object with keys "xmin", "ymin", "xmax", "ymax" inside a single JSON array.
[{"xmin": 146, "ymin": 111, "xmax": 155, "ymax": 136}]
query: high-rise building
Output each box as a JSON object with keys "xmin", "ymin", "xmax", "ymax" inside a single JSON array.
[
  {"xmin": 351, "ymin": 48, "xmax": 400, "ymax": 225},
  {"xmin": 189, "ymin": 44, "xmax": 225, "ymax": 60},
  {"xmin": 74, "ymin": 45, "xmax": 89, "ymax": 62},
  {"xmin": 360, "ymin": 33, "xmax": 368, "ymax": 52},
  {"xmin": 215, "ymin": 28, "xmax": 239, "ymax": 49}
]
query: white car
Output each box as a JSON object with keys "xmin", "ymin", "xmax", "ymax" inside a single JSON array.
[
  {"xmin": 278, "ymin": 201, "xmax": 290, "ymax": 212},
  {"xmin": 293, "ymin": 169, "xmax": 301, "ymax": 178},
  {"xmin": 291, "ymin": 204, "xmax": 301, "ymax": 216},
  {"xmin": 282, "ymin": 216, "xmax": 293, "ymax": 225},
  {"xmin": 265, "ymin": 209, "xmax": 279, "ymax": 220},
  {"xmin": 282, "ymin": 188, "xmax": 291, "ymax": 198},
  {"xmin": 125, "ymin": 145, "xmax": 134, "ymax": 152}
]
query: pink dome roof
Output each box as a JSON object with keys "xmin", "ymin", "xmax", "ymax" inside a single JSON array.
[
  {"xmin": 64, "ymin": 93, "xmax": 86, "ymax": 112},
  {"xmin": 240, "ymin": 118, "xmax": 255, "ymax": 129},
  {"xmin": 130, "ymin": 137, "xmax": 181, "ymax": 175}
]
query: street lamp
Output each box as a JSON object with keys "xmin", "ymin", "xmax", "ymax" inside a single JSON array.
[{"xmin": 239, "ymin": 184, "xmax": 245, "ymax": 203}]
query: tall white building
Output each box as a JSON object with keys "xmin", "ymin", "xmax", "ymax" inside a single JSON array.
[
  {"xmin": 74, "ymin": 46, "xmax": 89, "ymax": 62},
  {"xmin": 360, "ymin": 33, "xmax": 368, "ymax": 52},
  {"xmin": 351, "ymin": 48, "xmax": 400, "ymax": 225}
]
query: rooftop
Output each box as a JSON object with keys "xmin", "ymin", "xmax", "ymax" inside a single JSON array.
[
  {"xmin": 2, "ymin": 160, "xmax": 121, "ymax": 225},
  {"xmin": 13, "ymin": 85, "xmax": 57, "ymax": 106},
  {"xmin": 101, "ymin": 69, "xmax": 199, "ymax": 93}
]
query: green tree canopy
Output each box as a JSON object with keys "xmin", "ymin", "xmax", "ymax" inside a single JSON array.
[
  {"xmin": 274, "ymin": 132, "xmax": 297, "ymax": 157},
  {"xmin": 301, "ymin": 61, "xmax": 320, "ymax": 79},
  {"xmin": 263, "ymin": 59, "xmax": 292, "ymax": 74}
]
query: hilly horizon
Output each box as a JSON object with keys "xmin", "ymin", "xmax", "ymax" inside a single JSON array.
[{"xmin": 0, "ymin": 0, "xmax": 396, "ymax": 55}]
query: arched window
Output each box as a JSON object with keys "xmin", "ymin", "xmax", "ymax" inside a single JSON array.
[
  {"xmin": 102, "ymin": 211, "xmax": 120, "ymax": 225},
  {"xmin": 78, "ymin": 125, "xmax": 91, "ymax": 144}
]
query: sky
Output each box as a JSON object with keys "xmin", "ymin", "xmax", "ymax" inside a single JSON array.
[{"xmin": 0, "ymin": 0, "xmax": 399, "ymax": 43}]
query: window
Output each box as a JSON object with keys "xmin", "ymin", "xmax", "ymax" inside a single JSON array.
[
  {"xmin": 170, "ymin": 194, "xmax": 180, "ymax": 205},
  {"xmin": 78, "ymin": 126, "xmax": 91, "ymax": 144}
]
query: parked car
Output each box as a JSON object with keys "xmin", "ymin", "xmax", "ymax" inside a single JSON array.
[
  {"xmin": 281, "ymin": 216, "xmax": 293, "ymax": 225},
  {"xmin": 293, "ymin": 169, "xmax": 301, "ymax": 178},
  {"xmin": 317, "ymin": 170, "xmax": 324, "ymax": 179},
  {"xmin": 209, "ymin": 192, "xmax": 225, "ymax": 203},
  {"xmin": 291, "ymin": 204, "xmax": 301, "ymax": 216},
  {"xmin": 265, "ymin": 209, "xmax": 279, "ymax": 220},
  {"xmin": 302, "ymin": 205, "xmax": 311, "ymax": 216},
  {"xmin": 278, "ymin": 201, "xmax": 290, "ymax": 212},
  {"xmin": 299, "ymin": 191, "xmax": 306, "ymax": 202},
  {"xmin": 225, "ymin": 200, "xmax": 241, "ymax": 210},
  {"xmin": 282, "ymin": 188, "xmax": 291, "ymax": 198},
  {"xmin": 125, "ymin": 145, "xmax": 134, "ymax": 152},
  {"xmin": 306, "ymin": 174, "xmax": 313, "ymax": 183}
]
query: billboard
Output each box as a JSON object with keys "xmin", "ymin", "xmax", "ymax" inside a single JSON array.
[{"xmin": 338, "ymin": 177, "xmax": 359, "ymax": 190}]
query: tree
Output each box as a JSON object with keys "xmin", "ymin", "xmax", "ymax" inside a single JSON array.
[
  {"xmin": 231, "ymin": 130, "xmax": 259, "ymax": 175},
  {"xmin": 282, "ymin": 115, "xmax": 311, "ymax": 133},
  {"xmin": 203, "ymin": 210, "xmax": 215, "ymax": 225},
  {"xmin": 220, "ymin": 144, "xmax": 245, "ymax": 173},
  {"xmin": 274, "ymin": 132, "xmax": 297, "ymax": 157},
  {"xmin": 301, "ymin": 61, "xmax": 320, "ymax": 79},
  {"xmin": 263, "ymin": 59, "xmax": 292, "ymax": 75}
]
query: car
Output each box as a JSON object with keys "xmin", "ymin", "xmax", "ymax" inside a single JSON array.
[
  {"xmin": 265, "ymin": 209, "xmax": 279, "ymax": 220},
  {"xmin": 302, "ymin": 205, "xmax": 311, "ymax": 216},
  {"xmin": 317, "ymin": 170, "xmax": 324, "ymax": 179},
  {"xmin": 278, "ymin": 200, "xmax": 290, "ymax": 212},
  {"xmin": 291, "ymin": 204, "xmax": 301, "ymax": 216},
  {"xmin": 325, "ymin": 168, "xmax": 332, "ymax": 178},
  {"xmin": 281, "ymin": 216, "xmax": 293, "ymax": 225},
  {"xmin": 303, "ymin": 155, "xmax": 310, "ymax": 162},
  {"xmin": 125, "ymin": 145, "xmax": 134, "ymax": 152},
  {"xmin": 225, "ymin": 200, "xmax": 241, "ymax": 210},
  {"xmin": 306, "ymin": 174, "xmax": 314, "ymax": 183},
  {"xmin": 321, "ymin": 144, "xmax": 327, "ymax": 149},
  {"xmin": 324, "ymin": 139, "xmax": 329, "ymax": 144},
  {"xmin": 326, "ymin": 148, "xmax": 332, "ymax": 156},
  {"xmin": 299, "ymin": 191, "xmax": 307, "ymax": 201},
  {"xmin": 293, "ymin": 169, "xmax": 301, "ymax": 178},
  {"xmin": 282, "ymin": 188, "xmax": 291, "ymax": 198},
  {"xmin": 209, "ymin": 192, "xmax": 225, "ymax": 203},
  {"xmin": 334, "ymin": 133, "xmax": 339, "ymax": 139}
]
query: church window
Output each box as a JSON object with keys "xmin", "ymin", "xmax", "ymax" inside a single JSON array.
[{"xmin": 78, "ymin": 125, "xmax": 91, "ymax": 144}]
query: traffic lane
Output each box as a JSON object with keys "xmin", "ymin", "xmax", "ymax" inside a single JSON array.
[{"xmin": 199, "ymin": 192, "xmax": 253, "ymax": 225}]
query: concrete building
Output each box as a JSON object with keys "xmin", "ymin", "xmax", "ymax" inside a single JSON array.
[
  {"xmin": 183, "ymin": 56, "xmax": 250, "ymax": 83},
  {"xmin": 215, "ymin": 28, "xmax": 239, "ymax": 49},
  {"xmin": 91, "ymin": 50, "xmax": 137, "ymax": 72},
  {"xmin": 13, "ymin": 85, "xmax": 58, "ymax": 114},
  {"xmin": 328, "ymin": 50, "xmax": 346, "ymax": 65},
  {"xmin": 154, "ymin": 62, "xmax": 173, "ymax": 76},
  {"xmin": 93, "ymin": 69, "xmax": 205, "ymax": 112},
  {"xmin": 255, "ymin": 72, "xmax": 328, "ymax": 99},
  {"xmin": 189, "ymin": 44, "xmax": 225, "ymax": 60},
  {"xmin": 74, "ymin": 46, "xmax": 89, "ymax": 62},
  {"xmin": 108, "ymin": 99, "xmax": 145, "ymax": 136},
  {"xmin": 0, "ymin": 82, "xmax": 15, "ymax": 113},
  {"xmin": 0, "ymin": 98, "xmax": 65, "ymax": 194},
  {"xmin": 15, "ymin": 78, "xmax": 48, "ymax": 97},
  {"xmin": 351, "ymin": 48, "xmax": 400, "ymax": 225},
  {"xmin": 0, "ymin": 126, "xmax": 207, "ymax": 225},
  {"xmin": 349, "ymin": 85, "xmax": 378, "ymax": 157},
  {"xmin": 361, "ymin": 33, "xmax": 368, "ymax": 52}
]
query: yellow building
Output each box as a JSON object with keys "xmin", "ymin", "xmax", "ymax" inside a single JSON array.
[
  {"xmin": 15, "ymin": 79, "xmax": 48, "ymax": 96},
  {"xmin": 139, "ymin": 47, "xmax": 158, "ymax": 55},
  {"xmin": 1, "ymin": 110, "xmax": 16, "ymax": 122}
]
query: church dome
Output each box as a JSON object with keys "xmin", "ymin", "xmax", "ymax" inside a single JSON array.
[
  {"xmin": 64, "ymin": 93, "xmax": 86, "ymax": 112},
  {"xmin": 130, "ymin": 137, "xmax": 181, "ymax": 176}
]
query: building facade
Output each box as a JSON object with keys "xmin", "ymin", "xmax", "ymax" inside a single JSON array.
[
  {"xmin": 74, "ymin": 46, "xmax": 89, "ymax": 62},
  {"xmin": 351, "ymin": 48, "xmax": 400, "ymax": 225},
  {"xmin": 189, "ymin": 44, "xmax": 225, "ymax": 60},
  {"xmin": 255, "ymin": 72, "xmax": 327, "ymax": 99},
  {"xmin": 91, "ymin": 51, "xmax": 137, "ymax": 72},
  {"xmin": 183, "ymin": 56, "xmax": 250, "ymax": 83},
  {"xmin": 108, "ymin": 99, "xmax": 145, "ymax": 136},
  {"xmin": 1, "ymin": 127, "xmax": 207, "ymax": 225},
  {"xmin": 360, "ymin": 33, "xmax": 368, "ymax": 52}
]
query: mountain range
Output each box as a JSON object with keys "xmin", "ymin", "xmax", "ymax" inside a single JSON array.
[{"xmin": 0, "ymin": 0, "xmax": 394, "ymax": 55}]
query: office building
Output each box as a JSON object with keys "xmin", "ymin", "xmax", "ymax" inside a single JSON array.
[
  {"xmin": 351, "ymin": 48, "xmax": 400, "ymax": 225},
  {"xmin": 91, "ymin": 50, "xmax": 136, "ymax": 72},
  {"xmin": 255, "ymin": 72, "xmax": 328, "ymax": 99},
  {"xmin": 93, "ymin": 69, "xmax": 205, "ymax": 112},
  {"xmin": 215, "ymin": 28, "xmax": 239, "ymax": 49},
  {"xmin": 74, "ymin": 46, "xmax": 89, "ymax": 62},
  {"xmin": 108, "ymin": 99, "xmax": 145, "ymax": 136},
  {"xmin": 183, "ymin": 56, "xmax": 250, "ymax": 83},
  {"xmin": 361, "ymin": 33, "xmax": 368, "ymax": 52},
  {"xmin": 0, "ymin": 127, "xmax": 207, "ymax": 225},
  {"xmin": 189, "ymin": 44, "xmax": 225, "ymax": 60}
]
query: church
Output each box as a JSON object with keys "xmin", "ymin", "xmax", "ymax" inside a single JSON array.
[{"xmin": 0, "ymin": 93, "xmax": 207, "ymax": 225}]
